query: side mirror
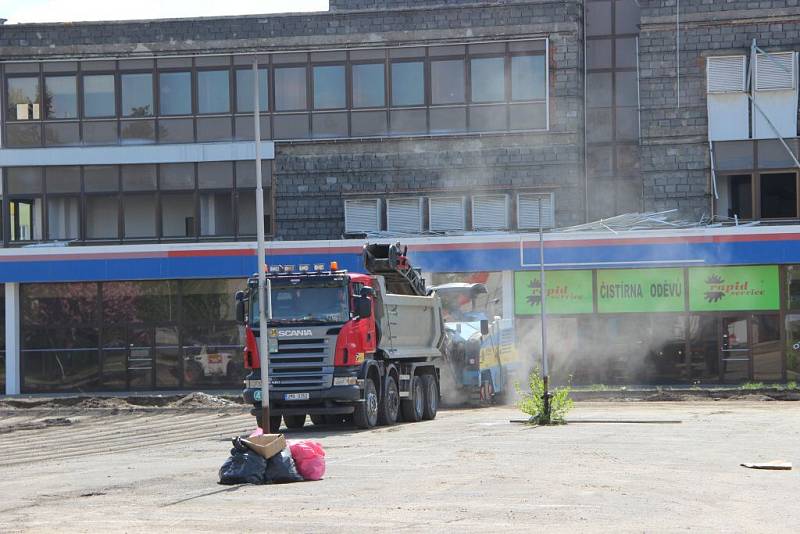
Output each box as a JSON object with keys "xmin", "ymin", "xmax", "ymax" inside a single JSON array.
[
  {"xmin": 235, "ymin": 291, "xmax": 246, "ymax": 324},
  {"xmin": 356, "ymin": 296, "xmax": 372, "ymax": 319},
  {"xmin": 480, "ymin": 319, "xmax": 490, "ymax": 336},
  {"xmin": 360, "ymin": 286, "xmax": 375, "ymax": 298}
]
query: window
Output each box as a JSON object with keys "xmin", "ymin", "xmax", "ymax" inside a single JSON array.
[
  {"xmin": 727, "ymin": 175, "xmax": 753, "ymax": 219},
  {"xmin": 352, "ymin": 63, "xmax": 385, "ymax": 108},
  {"xmin": 431, "ymin": 60, "xmax": 465, "ymax": 104},
  {"xmin": 313, "ymin": 65, "xmax": 346, "ymax": 109},
  {"xmin": 83, "ymin": 75, "xmax": 115, "ymax": 117},
  {"xmin": 198, "ymin": 70, "xmax": 230, "ymax": 113},
  {"xmin": 86, "ymin": 195, "xmax": 120, "ymax": 239},
  {"xmin": 511, "ymin": 55, "xmax": 546, "ymax": 101},
  {"xmin": 236, "ymin": 68, "xmax": 268, "ymax": 112},
  {"xmin": 472, "ymin": 194, "xmax": 510, "ymax": 230},
  {"xmin": 84, "ymin": 165, "xmax": 119, "ymax": 192},
  {"xmin": 7, "ymin": 77, "xmax": 40, "ymax": 120},
  {"xmin": 275, "ymin": 67, "xmax": 307, "ymax": 111},
  {"xmin": 517, "ymin": 193, "xmax": 554, "ymax": 229},
  {"xmin": 44, "ymin": 76, "xmax": 77, "ymax": 119},
  {"xmin": 159, "ymin": 72, "xmax": 192, "ymax": 115},
  {"xmin": 760, "ymin": 173, "xmax": 797, "ymax": 219},
  {"xmin": 200, "ymin": 192, "xmax": 234, "ymax": 236},
  {"xmin": 9, "ymin": 199, "xmax": 43, "ymax": 241},
  {"xmin": 161, "ymin": 193, "xmax": 196, "ymax": 237},
  {"xmin": 386, "ymin": 198, "xmax": 423, "ymax": 233},
  {"xmin": 344, "ymin": 199, "xmax": 380, "ymax": 233},
  {"xmin": 428, "ymin": 197, "xmax": 465, "ymax": 231},
  {"xmin": 123, "ymin": 194, "xmax": 157, "ymax": 238},
  {"xmin": 47, "ymin": 197, "xmax": 80, "ymax": 240},
  {"xmin": 160, "ymin": 163, "xmax": 195, "ymax": 190},
  {"xmin": 471, "ymin": 57, "xmax": 505, "ymax": 103},
  {"xmin": 121, "ymin": 73, "xmax": 153, "ymax": 117},
  {"xmin": 237, "ymin": 190, "xmax": 272, "ymax": 235},
  {"xmin": 122, "ymin": 165, "xmax": 157, "ymax": 191},
  {"xmin": 391, "ymin": 62, "xmax": 424, "ymax": 106}
]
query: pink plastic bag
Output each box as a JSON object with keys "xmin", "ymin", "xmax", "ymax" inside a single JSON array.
[{"xmin": 287, "ymin": 440, "xmax": 326, "ymax": 481}]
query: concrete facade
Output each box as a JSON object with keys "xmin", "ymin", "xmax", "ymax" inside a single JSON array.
[{"xmin": 638, "ymin": 0, "xmax": 800, "ymax": 219}]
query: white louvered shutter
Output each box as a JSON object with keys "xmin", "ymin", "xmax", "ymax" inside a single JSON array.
[
  {"xmin": 387, "ymin": 198, "xmax": 423, "ymax": 233},
  {"xmin": 429, "ymin": 197, "xmax": 465, "ymax": 232},
  {"xmin": 344, "ymin": 199, "xmax": 380, "ymax": 233},
  {"xmin": 706, "ymin": 56, "xmax": 746, "ymax": 93},
  {"xmin": 517, "ymin": 193, "xmax": 554, "ymax": 229},
  {"xmin": 472, "ymin": 194, "xmax": 509, "ymax": 230},
  {"xmin": 756, "ymin": 52, "xmax": 796, "ymax": 91}
]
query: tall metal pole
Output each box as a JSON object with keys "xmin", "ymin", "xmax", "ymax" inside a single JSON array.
[
  {"xmin": 538, "ymin": 198, "xmax": 551, "ymax": 422},
  {"xmin": 253, "ymin": 59, "xmax": 272, "ymax": 431}
]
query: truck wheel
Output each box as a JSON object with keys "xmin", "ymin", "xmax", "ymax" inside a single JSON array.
[
  {"xmin": 378, "ymin": 375, "xmax": 400, "ymax": 426},
  {"xmin": 255, "ymin": 412, "xmax": 282, "ymax": 433},
  {"xmin": 422, "ymin": 374, "xmax": 439, "ymax": 420},
  {"xmin": 283, "ymin": 414, "xmax": 306, "ymax": 429},
  {"xmin": 310, "ymin": 415, "xmax": 326, "ymax": 426},
  {"xmin": 353, "ymin": 378, "xmax": 379, "ymax": 429},
  {"xmin": 400, "ymin": 376, "xmax": 425, "ymax": 422}
]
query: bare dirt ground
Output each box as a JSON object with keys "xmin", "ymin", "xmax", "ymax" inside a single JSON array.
[{"xmin": 0, "ymin": 399, "xmax": 798, "ymax": 533}]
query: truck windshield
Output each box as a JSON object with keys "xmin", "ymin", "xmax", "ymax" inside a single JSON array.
[{"xmin": 250, "ymin": 285, "xmax": 349, "ymax": 325}]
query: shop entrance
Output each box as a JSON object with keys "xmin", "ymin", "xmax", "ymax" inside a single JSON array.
[
  {"xmin": 101, "ymin": 326, "xmax": 182, "ymax": 390},
  {"xmin": 719, "ymin": 313, "xmax": 782, "ymax": 383}
]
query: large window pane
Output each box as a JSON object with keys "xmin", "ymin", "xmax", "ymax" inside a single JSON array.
[
  {"xmin": 102, "ymin": 281, "xmax": 178, "ymax": 323},
  {"xmin": 181, "ymin": 279, "xmax": 240, "ymax": 322},
  {"xmin": 21, "ymin": 283, "xmax": 98, "ymax": 325},
  {"xmin": 236, "ymin": 68, "xmax": 268, "ymax": 112},
  {"xmin": 120, "ymin": 120, "xmax": 155, "ymax": 143},
  {"xmin": 86, "ymin": 195, "xmax": 120, "ymax": 239},
  {"xmin": 352, "ymin": 63, "xmax": 385, "ymax": 108},
  {"xmin": 471, "ymin": 57, "xmax": 505, "ymax": 103},
  {"xmin": 7, "ymin": 77, "xmax": 40, "ymax": 120},
  {"xmin": 182, "ymin": 324, "xmax": 242, "ymax": 388},
  {"xmin": 122, "ymin": 164, "xmax": 157, "ymax": 191},
  {"xmin": 6, "ymin": 123, "xmax": 42, "ymax": 147},
  {"xmin": 198, "ymin": 162, "xmax": 233, "ymax": 189},
  {"xmin": 761, "ymin": 173, "xmax": 797, "ymax": 218},
  {"xmin": 159, "ymin": 72, "xmax": 191, "ymax": 115},
  {"xmin": 313, "ymin": 65, "xmax": 346, "ymax": 109},
  {"xmin": 44, "ymin": 122, "xmax": 80, "ymax": 146},
  {"xmin": 155, "ymin": 327, "xmax": 180, "ymax": 388},
  {"xmin": 431, "ymin": 60, "xmax": 465, "ymax": 104},
  {"xmin": 22, "ymin": 350, "xmax": 100, "ymax": 393},
  {"xmin": 200, "ymin": 192, "xmax": 234, "ymax": 236},
  {"xmin": 82, "ymin": 121, "xmax": 118, "ymax": 144},
  {"xmin": 10, "ymin": 199, "xmax": 43, "ymax": 241},
  {"xmin": 160, "ymin": 163, "xmax": 195, "ymax": 190},
  {"xmin": 84, "ymin": 165, "xmax": 119, "ymax": 192},
  {"xmin": 45, "ymin": 76, "xmax": 77, "ymax": 119},
  {"xmin": 47, "ymin": 197, "xmax": 80, "ymax": 240},
  {"xmin": 238, "ymin": 190, "xmax": 271, "ymax": 235},
  {"xmin": 391, "ymin": 62, "xmax": 424, "ymax": 106},
  {"xmin": 83, "ymin": 74, "xmax": 115, "ymax": 117},
  {"xmin": 196, "ymin": 117, "xmax": 232, "ymax": 142},
  {"xmin": 45, "ymin": 166, "xmax": 80, "ymax": 194},
  {"xmin": 123, "ymin": 194, "xmax": 157, "ymax": 238},
  {"xmin": 512, "ymin": 55, "xmax": 546, "ymax": 101},
  {"xmin": 8, "ymin": 167, "xmax": 43, "ymax": 194},
  {"xmin": 121, "ymin": 73, "xmax": 154, "ymax": 117},
  {"xmin": 161, "ymin": 193, "xmax": 196, "ymax": 237},
  {"xmin": 198, "ymin": 70, "xmax": 230, "ymax": 113},
  {"xmin": 275, "ymin": 67, "xmax": 307, "ymax": 111},
  {"xmin": 158, "ymin": 118, "xmax": 194, "ymax": 143}
]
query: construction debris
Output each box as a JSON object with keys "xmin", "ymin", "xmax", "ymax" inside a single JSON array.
[
  {"xmin": 740, "ymin": 461, "xmax": 792, "ymax": 470},
  {"xmin": 558, "ymin": 210, "xmax": 709, "ymax": 233}
]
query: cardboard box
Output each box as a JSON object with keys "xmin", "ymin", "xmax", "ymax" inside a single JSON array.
[{"xmin": 241, "ymin": 434, "xmax": 286, "ymax": 459}]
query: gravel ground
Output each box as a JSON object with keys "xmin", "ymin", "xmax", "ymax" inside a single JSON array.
[{"xmin": 0, "ymin": 400, "xmax": 798, "ymax": 533}]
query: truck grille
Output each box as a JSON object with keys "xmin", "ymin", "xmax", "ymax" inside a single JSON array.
[{"xmin": 269, "ymin": 337, "xmax": 332, "ymax": 390}]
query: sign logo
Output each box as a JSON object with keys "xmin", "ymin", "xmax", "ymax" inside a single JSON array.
[
  {"xmin": 703, "ymin": 273, "xmax": 761, "ymax": 304},
  {"xmin": 277, "ymin": 329, "xmax": 314, "ymax": 337}
]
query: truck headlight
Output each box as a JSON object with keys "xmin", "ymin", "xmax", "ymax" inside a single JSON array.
[{"xmin": 333, "ymin": 377, "xmax": 358, "ymax": 386}]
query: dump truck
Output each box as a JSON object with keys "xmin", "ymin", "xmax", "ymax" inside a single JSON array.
[
  {"xmin": 435, "ymin": 283, "xmax": 518, "ymax": 405},
  {"xmin": 236, "ymin": 243, "xmax": 444, "ymax": 432}
]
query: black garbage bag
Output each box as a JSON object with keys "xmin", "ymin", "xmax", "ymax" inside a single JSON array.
[
  {"xmin": 218, "ymin": 438, "xmax": 268, "ymax": 485},
  {"xmin": 264, "ymin": 447, "xmax": 304, "ymax": 484}
]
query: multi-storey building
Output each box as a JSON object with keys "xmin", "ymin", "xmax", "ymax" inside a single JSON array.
[{"xmin": 1, "ymin": 0, "xmax": 799, "ymax": 394}]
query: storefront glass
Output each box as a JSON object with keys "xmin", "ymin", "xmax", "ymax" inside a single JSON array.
[
  {"xmin": 20, "ymin": 279, "xmax": 245, "ymax": 393},
  {"xmin": 0, "ymin": 287, "xmax": 5, "ymax": 394}
]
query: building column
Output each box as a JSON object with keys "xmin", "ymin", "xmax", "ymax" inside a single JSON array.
[
  {"xmin": 5, "ymin": 283, "xmax": 20, "ymax": 395},
  {"xmin": 502, "ymin": 270, "xmax": 515, "ymax": 320}
]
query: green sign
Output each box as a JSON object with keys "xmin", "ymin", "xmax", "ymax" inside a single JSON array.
[
  {"xmin": 688, "ymin": 266, "xmax": 779, "ymax": 311},
  {"xmin": 597, "ymin": 268, "xmax": 685, "ymax": 313},
  {"xmin": 514, "ymin": 270, "xmax": 593, "ymax": 315}
]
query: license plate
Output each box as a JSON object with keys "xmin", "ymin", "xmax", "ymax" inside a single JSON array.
[
  {"xmin": 253, "ymin": 390, "xmax": 262, "ymax": 401},
  {"xmin": 284, "ymin": 392, "xmax": 310, "ymax": 401}
]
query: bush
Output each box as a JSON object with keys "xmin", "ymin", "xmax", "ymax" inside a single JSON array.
[{"xmin": 515, "ymin": 368, "xmax": 573, "ymax": 425}]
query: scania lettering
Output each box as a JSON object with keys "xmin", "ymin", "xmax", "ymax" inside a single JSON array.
[{"xmin": 236, "ymin": 243, "xmax": 445, "ymax": 432}]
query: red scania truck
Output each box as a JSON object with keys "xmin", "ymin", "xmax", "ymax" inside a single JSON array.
[{"xmin": 236, "ymin": 244, "xmax": 445, "ymax": 432}]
